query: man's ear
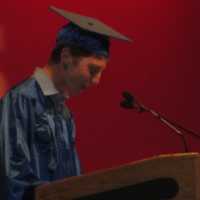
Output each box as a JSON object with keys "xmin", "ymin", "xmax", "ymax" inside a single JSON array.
[
  {"xmin": 61, "ymin": 47, "xmax": 72, "ymax": 60},
  {"xmin": 60, "ymin": 47, "xmax": 81, "ymax": 69},
  {"xmin": 60, "ymin": 47, "xmax": 73, "ymax": 70}
]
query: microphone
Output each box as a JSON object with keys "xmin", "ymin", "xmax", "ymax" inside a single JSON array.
[
  {"xmin": 120, "ymin": 91, "xmax": 146, "ymax": 112},
  {"xmin": 120, "ymin": 91, "xmax": 134, "ymax": 109},
  {"xmin": 120, "ymin": 91, "xmax": 200, "ymax": 152}
]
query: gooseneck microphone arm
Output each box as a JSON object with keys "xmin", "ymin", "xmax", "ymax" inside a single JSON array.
[
  {"xmin": 120, "ymin": 91, "xmax": 200, "ymax": 152},
  {"xmin": 139, "ymin": 104, "xmax": 189, "ymax": 152}
]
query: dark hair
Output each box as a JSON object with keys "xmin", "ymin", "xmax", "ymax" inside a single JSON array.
[{"xmin": 49, "ymin": 43, "xmax": 94, "ymax": 64}]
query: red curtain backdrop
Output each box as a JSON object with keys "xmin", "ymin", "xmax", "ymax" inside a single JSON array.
[
  {"xmin": 0, "ymin": 0, "xmax": 199, "ymax": 172},
  {"xmin": 0, "ymin": 72, "xmax": 7, "ymax": 96}
]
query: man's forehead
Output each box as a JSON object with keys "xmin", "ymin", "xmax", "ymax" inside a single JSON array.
[{"xmin": 80, "ymin": 56, "xmax": 108, "ymax": 69}]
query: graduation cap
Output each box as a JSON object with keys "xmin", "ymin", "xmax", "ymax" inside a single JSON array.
[
  {"xmin": 49, "ymin": 6, "xmax": 132, "ymax": 42},
  {"xmin": 49, "ymin": 6, "xmax": 132, "ymax": 57}
]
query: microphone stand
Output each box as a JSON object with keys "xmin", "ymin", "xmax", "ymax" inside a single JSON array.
[
  {"xmin": 121, "ymin": 91, "xmax": 200, "ymax": 152},
  {"xmin": 137, "ymin": 103, "xmax": 189, "ymax": 152}
]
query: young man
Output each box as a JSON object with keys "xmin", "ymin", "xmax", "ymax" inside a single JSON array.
[{"xmin": 0, "ymin": 6, "xmax": 131, "ymax": 200}]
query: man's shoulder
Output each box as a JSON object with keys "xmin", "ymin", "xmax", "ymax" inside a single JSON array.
[
  {"xmin": 0, "ymin": 76, "xmax": 48, "ymax": 117},
  {"xmin": 5, "ymin": 77, "xmax": 43, "ymax": 101}
]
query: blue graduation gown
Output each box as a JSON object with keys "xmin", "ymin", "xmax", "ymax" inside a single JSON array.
[{"xmin": 0, "ymin": 78, "xmax": 81, "ymax": 200}]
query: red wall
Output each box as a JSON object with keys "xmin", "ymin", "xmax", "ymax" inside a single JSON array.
[{"xmin": 0, "ymin": 0, "xmax": 199, "ymax": 173}]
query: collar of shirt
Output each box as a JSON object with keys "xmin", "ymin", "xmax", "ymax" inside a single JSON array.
[
  {"xmin": 32, "ymin": 67, "xmax": 69, "ymax": 99},
  {"xmin": 33, "ymin": 67, "xmax": 71, "ymax": 119}
]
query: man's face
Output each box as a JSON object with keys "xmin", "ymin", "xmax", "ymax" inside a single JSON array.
[{"xmin": 59, "ymin": 55, "xmax": 108, "ymax": 96}]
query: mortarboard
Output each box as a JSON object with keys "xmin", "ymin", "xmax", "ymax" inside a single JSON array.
[
  {"xmin": 49, "ymin": 6, "xmax": 132, "ymax": 57},
  {"xmin": 49, "ymin": 6, "xmax": 132, "ymax": 42}
]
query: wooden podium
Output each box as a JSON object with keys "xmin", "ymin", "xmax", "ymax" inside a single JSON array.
[{"xmin": 35, "ymin": 153, "xmax": 200, "ymax": 200}]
